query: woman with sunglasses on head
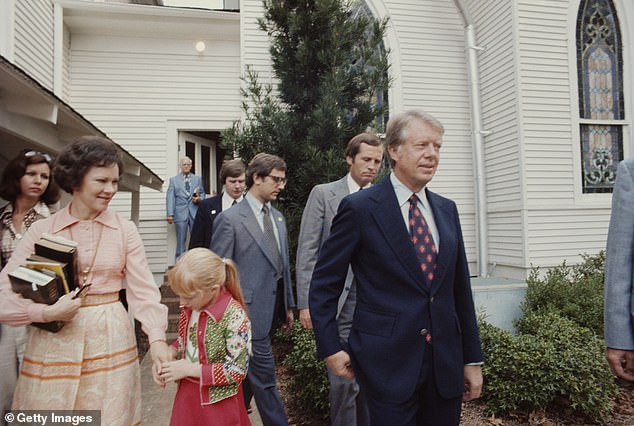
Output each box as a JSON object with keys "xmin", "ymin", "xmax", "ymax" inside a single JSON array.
[
  {"xmin": 0, "ymin": 149, "xmax": 60, "ymax": 417},
  {"xmin": 0, "ymin": 137, "xmax": 170, "ymax": 425}
]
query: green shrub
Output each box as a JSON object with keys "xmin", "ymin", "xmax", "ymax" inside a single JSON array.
[
  {"xmin": 521, "ymin": 252, "xmax": 605, "ymax": 337},
  {"xmin": 274, "ymin": 322, "xmax": 330, "ymax": 423},
  {"xmin": 481, "ymin": 311, "xmax": 617, "ymax": 424}
]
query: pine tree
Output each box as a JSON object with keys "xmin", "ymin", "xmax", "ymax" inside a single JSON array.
[{"xmin": 222, "ymin": 0, "xmax": 390, "ymax": 251}]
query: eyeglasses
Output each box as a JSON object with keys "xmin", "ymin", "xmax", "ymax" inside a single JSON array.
[
  {"xmin": 267, "ymin": 175, "xmax": 287, "ymax": 185},
  {"xmin": 24, "ymin": 150, "xmax": 53, "ymax": 163}
]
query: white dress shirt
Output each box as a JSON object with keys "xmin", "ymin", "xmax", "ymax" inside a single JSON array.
[{"xmin": 244, "ymin": 192, "xmax": 281, "ymax": 250}]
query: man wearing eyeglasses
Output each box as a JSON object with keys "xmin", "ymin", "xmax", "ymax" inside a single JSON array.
[
  {"xmin": 211, "ymin": 153, "xmax": 295, "ymax": 425},
  {"xmin": 166, "ymin": 156, "xmax": 205, "ymax": 262}
]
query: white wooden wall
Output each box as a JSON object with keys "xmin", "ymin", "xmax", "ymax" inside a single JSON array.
[
  {"xmin": 465, "ymin": 0, "xmax": 524, "ymax": 277},
  {"xmin": 464, "ymin": 0, "xmax": 633, "ymax": 278},
  {"xmin": 68, "ymin": 30, "xmax": 241, "ymax": 276},
  {"xmin": 13, "ymin": 0, "xmax": 54, "ymax": 90},
  {"xmin": 7, "ymin": 0, "xmax": 632, "ymax": 281}
]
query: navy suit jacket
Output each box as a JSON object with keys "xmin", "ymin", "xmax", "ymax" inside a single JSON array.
[
  {"xmin": 189, "ymin": 194, "xmax": 223, "ymax": 249},
  {"xmin": 309, "ymin": 177, "xmax": 482, "ymax": 402}
]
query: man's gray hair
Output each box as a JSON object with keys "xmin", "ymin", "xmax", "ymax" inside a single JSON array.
[{"xmin": 385, "ymin": 110, "xmax": 444, "ymax": 167}]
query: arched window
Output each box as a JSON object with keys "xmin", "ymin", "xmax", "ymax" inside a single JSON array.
[{"xmin": 576, "ymin": 0, "xmax": 624, "ymax": 193}]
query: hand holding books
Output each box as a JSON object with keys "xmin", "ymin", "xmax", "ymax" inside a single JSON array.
[
  {"xmin": 41, "ymin": 292, "xmax": 81, "ymax": 323},
  {"xmin": 192, "ymin": 186, "xmax": 201, "ymax": 203},
  {"xmin": 8, "ymin": 233, "xmax": 83, "ymax": 332}
]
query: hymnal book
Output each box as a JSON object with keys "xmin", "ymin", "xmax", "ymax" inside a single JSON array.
[
  {"xmin": 24, "ymin": 255, "xmax": 72, "ymax": 294},
  {"xmin": 34, "ymin": 233, "xmax": 78, "ymax": 291},
  {"xmin": 8, "ymin": 266, "xmax": 65, "ymax": 332}
]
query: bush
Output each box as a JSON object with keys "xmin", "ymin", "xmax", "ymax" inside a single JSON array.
[
  {"xmin": 274, "ymin": 322, "xmax": 330, "ymax": 424},
  {"xmin": 481, "ymin": 312, "xmax": 617, "ymax": 423},
  {"xmin": 521, "ymin": 252, "xmax": 605, "ymax": 336},
  {"xmin": 480, "ymin": 253, "xmax": 618, "ymax": 424}
]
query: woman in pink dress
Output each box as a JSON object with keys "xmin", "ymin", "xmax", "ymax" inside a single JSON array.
[
  {"xmin": 0, "ymin": 136, "xmax": 171, "ymax": 425},
  {"xmin": 158, "ymin": 247, "xmax": 251, "ymax": 426}
]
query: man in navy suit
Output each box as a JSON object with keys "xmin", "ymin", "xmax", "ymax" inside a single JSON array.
[
  {"xmin": 166, "ymin": 156, "xmax": 204, "ymax": 261},
  {"xmin": 211, "ymin": 153, "xmax": 295, "ymax": 426},
  {"xmin": 310, "ymin": 110, "xmax": 483, "ymax": 425},
  {"xmin": 188, "ymin": 159, "xmax": 246, "ymax": 250}
]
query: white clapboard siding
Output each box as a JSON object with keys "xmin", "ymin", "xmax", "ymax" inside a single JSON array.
[
  {"xmin": 240, "ymin": 0, "xmax": 274, "ymax": 87},
  {"xmin": 13, "ymin": 0, "xmax": 54, "ymax": 90},
  {"xmin": 69, "ymin": 31, "xmax": 241, "ymax": 274},
  {"xmin": 464, "ymin": 0, "xmax": 524, "ymax": 273},
  {"xmin": 61, "ymin": 25, "xmax": 71, "ymax": 101},
  {"xmin": 516, "ymin": 0, "xmax": 611, "ymax": 270},
  {"xmin": 381, "ymin": 0, "xmax": 477, "ymax": 267}
]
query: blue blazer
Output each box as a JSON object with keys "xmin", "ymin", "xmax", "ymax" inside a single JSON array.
[
  {"xmin": 189, "ymin": 194, "xmax": 223, "ymax": 249},
  {"xmin": 166, "ymin": 173, "xmax": 205, "ymax": 223},
  {"xmin": 310, "ymin": 177, "xmax": 482, "ymax": 401},
  {"xmin": 211, "ymin": 199, "xmax": 296, "ymax": 340}
]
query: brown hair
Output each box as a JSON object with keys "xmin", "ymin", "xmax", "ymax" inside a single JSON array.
[
  {"xmin": 345, "ymin": 132, "xmax": 382, "ymax": 159},
  {"xmin": 0, "ymin": 150, "xmax": 60, "ymax": 204},
  {"xmin": 220, "ymin": 159, "xmax": 246, "ymax": 184},
  {"xmin": 245, "ymin": 153, "xmax": 286, "ymax": 188},
  {"xmin": 168, "ymin": 247, "xmax": 246, "ymax": 309},
  {"xmin": 53, "ymin": 136, "xmax": 123, "ymax": 194}
]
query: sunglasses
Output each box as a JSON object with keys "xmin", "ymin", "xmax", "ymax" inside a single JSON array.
[{"xmin": 24, "ymin": 150, "xmax": 53, "ymax": 163}]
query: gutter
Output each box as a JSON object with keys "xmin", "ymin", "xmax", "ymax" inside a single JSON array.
[{"xmin": 452, "ymin": 0, "xmax": 490, "ymax": 277}]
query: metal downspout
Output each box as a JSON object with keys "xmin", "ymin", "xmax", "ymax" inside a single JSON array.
[{"xmin": 452, "ymin": 0, "xmax": 490, "ymax": 277}]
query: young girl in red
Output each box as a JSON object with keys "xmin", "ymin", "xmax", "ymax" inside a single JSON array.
[{"xmin": 158, "ymin": 248, "xmax": 251, "ymax": 426}]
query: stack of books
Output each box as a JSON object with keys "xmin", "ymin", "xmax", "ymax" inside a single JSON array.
[{"xmin": 8, "ymin": 233, "xmax": 78, "ymax": 332}]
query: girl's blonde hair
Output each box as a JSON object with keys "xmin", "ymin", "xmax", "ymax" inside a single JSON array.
[{"xmin": 168, "ymin": 248, "xmax": 245, "ymax": 308}]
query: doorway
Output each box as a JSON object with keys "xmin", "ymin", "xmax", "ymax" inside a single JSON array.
[{"xmin": 178, "ymin": 132, "xmax": 218, "ymax": 197}]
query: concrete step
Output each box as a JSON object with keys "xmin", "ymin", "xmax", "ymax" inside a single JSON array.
[
  {"xmin": 162, "ymin": 297, "xmax": 180, "ymax": 314},
  {"xmin": 167, "ymin": 314, "xmax": 180, "ymax": 334}
]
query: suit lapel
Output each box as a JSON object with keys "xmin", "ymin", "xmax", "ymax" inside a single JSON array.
[
  {"xmin": 326, "ymin": 177, "xmax": 349, "ymax": 216},
  {"xmin": 239, "ymin": 201, "xmax": 283, "ymax": 271},
  {"xmin": 426, "ymin": 190, "xmax": 456, "ymax": 294},
  {"xmin": 369, "ymin": 180, "xmax": 428, "ymax": 292},
  {"xmin": 208, "ymin": 196, "xmax": 223, "ymax": 218}
]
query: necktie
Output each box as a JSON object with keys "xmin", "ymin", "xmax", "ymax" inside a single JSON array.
[
  {"xmin": 262, "ymin": 205, "xmax": 282, "ymax": 278},
  {"xmin": 408, "ymin": 194, "xmax": 437, "ymax": 286},
  {"xmin": 232, "ymin": 199, "xmax": 237, "ymax": 206},
  {"xmin": 184, "ymin": 175, "xmax": 191, "ymax": 195}
]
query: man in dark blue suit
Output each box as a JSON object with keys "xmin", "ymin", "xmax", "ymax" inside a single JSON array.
[
  {"xmin": 310, "ymin": 110, "xmax": 483, "ymax": 425},
  {"xmin": 188, "ymin": 159, "xmax": 246, "ymax": 250}
]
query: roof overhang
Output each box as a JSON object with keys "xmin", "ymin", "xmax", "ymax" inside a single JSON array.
[
  {"xmin": 57, "ymin": 0, "xmax": 239, "ymax": 40},
  {"xmin": 0, "ymin": 56, "xmax": 163, "ymax": 192}
]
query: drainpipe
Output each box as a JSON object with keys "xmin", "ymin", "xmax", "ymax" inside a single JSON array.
[{"xmin": 452, "ymin": 0, "xmax": 490, "ymax": 277}]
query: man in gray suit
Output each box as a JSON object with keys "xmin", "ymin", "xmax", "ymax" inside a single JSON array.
[
  {"xmin": 211, "ymin": 153, "xmax": 295, "ymax": 426},
  {"xmin": 605, "ymin": 157, "xmax": 634, "ymax": 382},
  {"xmin": 296, "ymin": 133, "xmax": 384, "ymax": 425}
]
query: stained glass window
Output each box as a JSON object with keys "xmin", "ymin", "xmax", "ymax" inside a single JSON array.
[{"xmin": 576, "ymin": 0, "xmax": 624, "ymax": 193}]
